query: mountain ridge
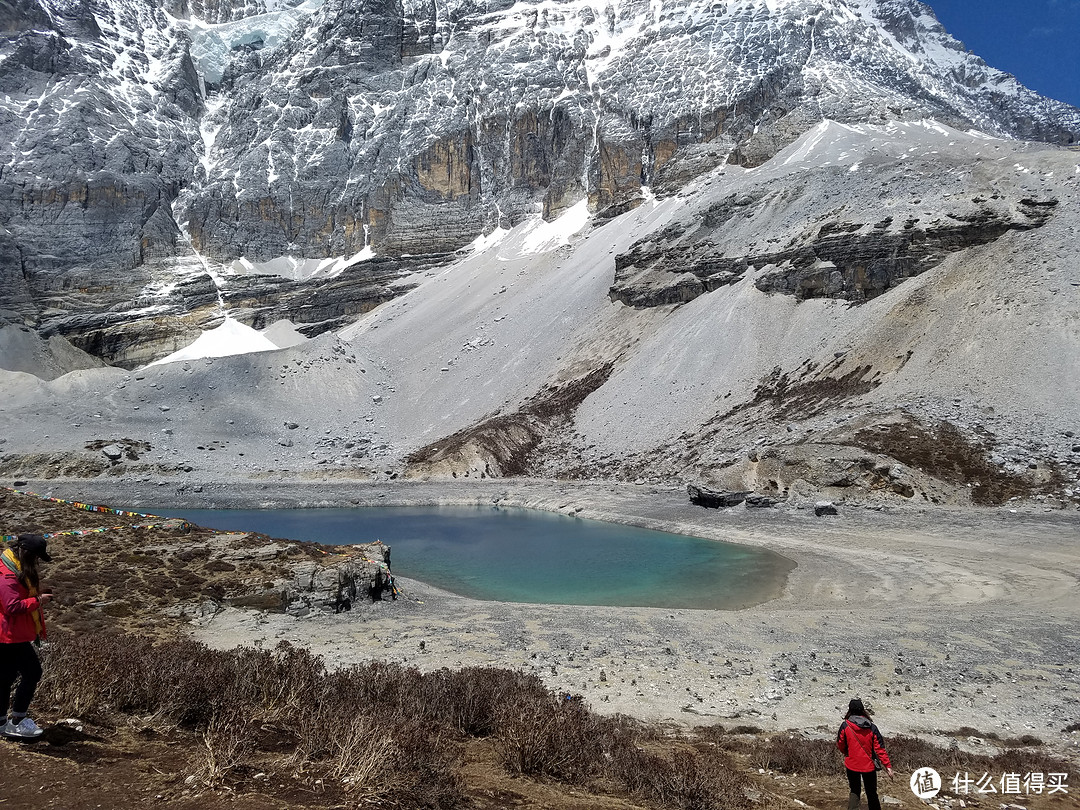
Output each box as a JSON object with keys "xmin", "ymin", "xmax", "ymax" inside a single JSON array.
[
  {"xmin": 2, "ymin": 118, "xmax": 1078, "ymax": 508},
  {"xmin": 2, "ymin": 0, "xmax": 1078, "ymax": 364}
]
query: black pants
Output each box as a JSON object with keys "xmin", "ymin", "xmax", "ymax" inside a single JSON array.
[
  {"xmin": 0, "ymin": 641, "xmax": 42, "ymax": 716},
  {"xmin": 848, "ymin": 768, "xmax": 880, "ymax": 810}
]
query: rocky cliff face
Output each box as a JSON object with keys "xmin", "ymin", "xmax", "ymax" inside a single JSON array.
[
  {"xmin": 184, "ymin": 0, "xmax": 1080, "ymax": 263},
  {"xmin": 2, "ymin": 0, "xmax": 1078, "ymax": 365},
  {"xmin": 0, "ymin": 0, "xmax": 202, "ymax": 363}
]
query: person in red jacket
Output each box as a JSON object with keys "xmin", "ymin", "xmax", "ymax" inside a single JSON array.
[
  {"xmin": 0, "ymin": 533, "xmax": 54, "ymax": 740},
  {"xmin": 837, "ymin": 698, "xmax": 893, "ymax": 810}
]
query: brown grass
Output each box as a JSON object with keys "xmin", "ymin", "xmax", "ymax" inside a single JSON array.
[
  {"xmin": 0, "ymin": 488, "xmax": 312, "ymax": 636},
  {"xmin": 34, "ymin": 631, "xmax": 763, "ymax": 809},
  {"xmin": 853, "ymin": 418, "xmax": 1063, "ymax": 505}
]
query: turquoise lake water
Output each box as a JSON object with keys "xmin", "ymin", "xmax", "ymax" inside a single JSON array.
[{"xmin": 155, "ymin": 505, "xmax": 793, "ymax": 610}]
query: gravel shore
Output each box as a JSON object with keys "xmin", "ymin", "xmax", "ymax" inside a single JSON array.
[{"xmin": 32, "ymin": 478, "xmax": 1080, "ymax": 762}]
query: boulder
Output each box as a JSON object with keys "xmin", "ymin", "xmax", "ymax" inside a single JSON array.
[
  {"xmin": 744, "ymin": 494, "xmax": 778, "ymax": 508},
  {"xmin": 687, "ymin": 484, "xmax": 752, "ymax": 509},
  {"xmin": 288, "ymin": 541, "xmax": 393, "ymax": 612},
  {"xmin": 814, "ymin": 501, "xmax": 839, "ymax": 516}
]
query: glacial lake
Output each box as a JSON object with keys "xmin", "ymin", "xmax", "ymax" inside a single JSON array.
[{"xmin": 154, "ymin": 505, "xmax": 794, "ymax": 610}]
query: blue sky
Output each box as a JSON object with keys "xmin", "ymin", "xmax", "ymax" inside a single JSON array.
[{"xmin": 925, "ymin": 0, "xmax": 1080, "ymax": 108}]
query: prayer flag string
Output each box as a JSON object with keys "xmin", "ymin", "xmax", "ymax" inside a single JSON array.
[
  {"xmin": 1, "ymin": 487, "xmax": 390, "ymax": 569},
  {"xmin": 1, "ymin": 486, "xmax": 191, "ymax": 539}
]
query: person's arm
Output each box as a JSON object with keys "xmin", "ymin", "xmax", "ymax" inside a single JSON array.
[
  {"xmin": 0, "ymin": 577, "xmax": 40, "ymax": 616},
  {"xmin": 872, "ymin": 726, "xmax": 894, "ymax": 775}
]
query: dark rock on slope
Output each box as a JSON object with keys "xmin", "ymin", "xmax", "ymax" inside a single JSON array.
[{"xmin": 611, "ymin": 190, "xmax": 1058, "ymax": 307}]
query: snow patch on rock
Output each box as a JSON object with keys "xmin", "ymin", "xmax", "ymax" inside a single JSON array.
[{"xmin": 146, "ymin": 317, "xmax": 281, "ymax": 367}]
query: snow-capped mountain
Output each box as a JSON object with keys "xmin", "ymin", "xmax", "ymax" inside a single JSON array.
[
  {"xmin": 1, "ymin": 0, "xmax": 1078, "ymax": 365},
  {"xmin": 182, "ymin": 0, "xmax": 1079, "ymax": 260}
]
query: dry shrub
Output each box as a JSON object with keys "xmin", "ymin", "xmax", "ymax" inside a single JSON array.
[
  {"xmin": 330, "ymin": 716, "xmax": 399, "ymax": 787},
  {"xmin": 888, "ymin": 734, "xmax": 978, "ymax": 773},
  {"xmin": 240, "ymin": 641, "xmax": 326, "ymax": 721},
  {"xmin": 39, "ymin": 632, "xmax": 463, "ymax": 807},
  {"xmin": 727, "ymin": 725, "xmax": 764, "ymax": 735},
  {"xmin": 987, "ymin": 747, "xmax": 1072, "ymax": 777},
  {"xmin": 723, "ymin": 729, "xmax": 1066, "ymax": 783},
  {"xmin": 495, "ymin": 697, "xmax": 607, "ymax": 782},
  {"xmin": 36, "ymin": 631, "xmax": 784, "ymax": 809},
  {"xmin": 693, "ymin": 724, "xmax": 727, "ymax": 743},
  {"xmin": 693, "ymin": 724, "xmax": 757, "ymax": 756},
  {"xmin": 425, "ymin": 666, "xmax": 552, "ymax": 737},
  {"xmin": 41, "ymin": 633, "xmax": 326, "ymax": 728},
  {"xmin": 190, "ymin": 708, "xmax": 257, "ymax": 788},
  {"xmin": 287, "ymin": 663, "xmax": 462, "ymax": 807},
  {"xmin": 609, "ymin": 743, "xmax": 659, "ymax": 795},
  {"xmin": 746, "ymin": 734, "xmax": 837, "ymax": 776},
  {"xmin": 888, "ymin": 735, "xmax": 1071, "ymax": 777},
  {"xmin": 609, "ymin": 743, "xmax": 750, "ymax": 810},
  {"xmin": 1005, "ymin": 734, "xmax": 1043, "ymax": 747},
  {"xmin": 337, "ymin": 659, "xmax": 427, "ymax": 717}
]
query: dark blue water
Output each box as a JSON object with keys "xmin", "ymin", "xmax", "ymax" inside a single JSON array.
[{"xmin": 153, "ymin": 505, "xmax": 793, "ymax": 610}]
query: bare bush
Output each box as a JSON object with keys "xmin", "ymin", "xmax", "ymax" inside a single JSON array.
[
  {"xmin": 887, "ymin": 735, "xmax": 1071, "ymax": 777},
  {"xmin": 495, "ymin": 698, "xmax": 607, "ymax": 782},
  {"xmin": 426, "ymin": 666, "xmax": 552, "ymax": 737},
  {"xmin": 40, "ymin": 632, "xmax": 464, "ymax": 807},
  {"xmin": 746, "ymin": 734, "xmax": 838, "ymax": 776},
  {"xmin": 189, "ymin": 708, "xmax": 256, "ymax": 788},
  {"xmin": 988, "ymin": 746, "xmax": 1072, "ymax": 777},
  {"xmin": 326, "ymin": 715, "xmax": 407, "ymax": 800},
  {"xmin": 243, "ymin": 641, "xmax": 326, "ymax": 721},
  {"xmin": 609, "ymin": 743, "xmax": 751, "ymax": 810}
]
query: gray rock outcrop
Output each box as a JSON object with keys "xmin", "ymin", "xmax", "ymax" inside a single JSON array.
[
  {"xmin": 287, "ymin": 541, "xmax": 393, "ymax": 612},
  {"xmin": 611, "ymin": 182, "xmax": 1059, "ymax": 307},
  {"xmin": 687, "ymin": 484, "xmax": 751, "ymax": 509}
]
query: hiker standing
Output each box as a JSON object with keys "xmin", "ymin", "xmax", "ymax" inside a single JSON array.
[
  {"xmin": 837, "ymin": 698, "xmax": 893, "ymax": 810},
  {"xmin": 0, "ymin": 534, "xmax": 53, "ymax": 740}
]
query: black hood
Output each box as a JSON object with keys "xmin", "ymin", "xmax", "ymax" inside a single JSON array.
[{"xmin": 848, "ymin": 715, "xmax": 873, "ymax": 729}]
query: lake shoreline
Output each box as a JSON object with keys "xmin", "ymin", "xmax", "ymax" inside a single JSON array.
[
  {"xmin": 147, "ymin": 501, "xmax": 797, "ymax": 611},
  {"xmin": 21, "ymin": 477, "xmax": 1080, "ymax": 763}
]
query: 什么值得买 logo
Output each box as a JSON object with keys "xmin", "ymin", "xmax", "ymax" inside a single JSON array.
[
  {"xmin": 910, "ymin": 768, "xmax": 1069, "ymax": 799},
  {"xmin": 910, "ymin": 768, "xmax": 942, "ymax": 800}
]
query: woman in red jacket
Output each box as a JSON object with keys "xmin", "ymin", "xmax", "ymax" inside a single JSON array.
[
  {"xmin": 837, "ymin": 698, "xmax": 893, "ymax": 810},
  {"xmin": 0, "ymin": 534, "xmax": 53, "ymax": 740}
]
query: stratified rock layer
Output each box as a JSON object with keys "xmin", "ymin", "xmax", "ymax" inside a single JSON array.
[{"xmin": 611, "ymin": 181, "xmax": 1059, "ymax": 307}]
